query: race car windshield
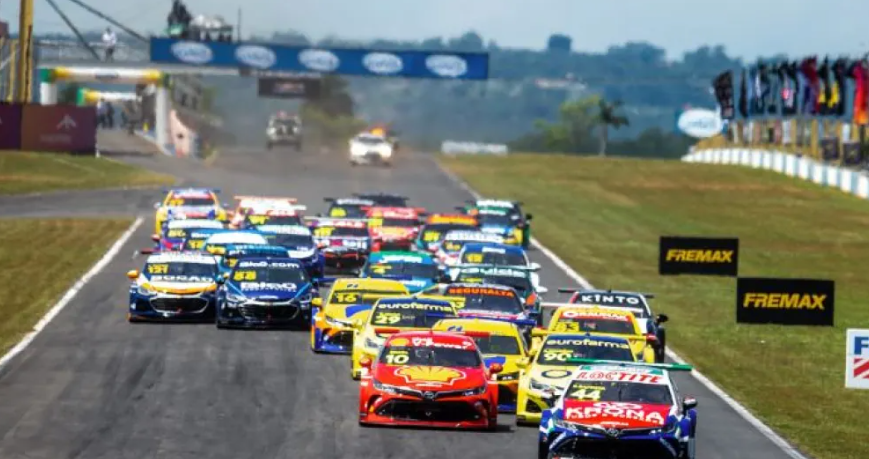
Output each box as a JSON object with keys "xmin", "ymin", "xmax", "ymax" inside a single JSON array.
[
  {"xmin": 553, "ymin": 316, "xmax": 636, "ymax": 335},
  {"xmin": 328, "ymin": 205, "xmax": 367, "ymax": 218},
  {"xmin": 247, "ymin": 215, "xmax": 303, "ymax": 226},
  {"xmin": 565, "ymin": 380, "xmax": 672, "ymax": 405},
  {"xmin": 230, "ymin": 266, "xmax": 308, "ymax": 284},
  {"xmin": 379, "ymin": 345, "xmax": 481, "ymax": 367},
  {"xmin": 266, "ymin": 234, "xmax": 314, "ymax": 247},
  {"xmin": 330, "ymin": 290, "xmax": 405, "ymax": 305},
  {"xmin": 462, "ymin": 250, "xmax": 526, "ymax": 266},
  {"xmin": 457, "ymin": 274, "xmax": 532, "ymax": 296},
  {"xmin": 167, "ymin": 197, "xmax": 215, "ymax": 207},
  {"xmin": 378, "ymin": 218, "xmax": 419, "ymax": 228},
  {"xmin": 478, "ymin": 213, "xmax": 517, "ymax": 226},
  {"xmin": 420, "ymin": 223, "xmax": 477, "ymax": 243},
  {"xmin": 446, "ymin": 290, "xmax": 523, "ymax": 313},
  {"xmin": 536, "ymin": 341, "xmax": 635, "ymax": 365},
  {"xmin": 472, "ymin": 335, "xmax": 522, "ymax": 355},
  {"xmin": 370, "ymin": 307, "xmax": 456, "ymax": 328},
  {"xmin": 367, "ymin": 262, "xmax": 439, "ymax": 279},
  {"xmin": 145, "ymin": 262, "xmax": 216, "ymax": 280},
  {"xmin": 314, "ymin": 226, "xmax": 369, "ymax": 237}
]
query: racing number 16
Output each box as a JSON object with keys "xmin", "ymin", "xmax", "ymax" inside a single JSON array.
[{"xmin": 334, "ymin": 292, "xmax": 359, "ymax": 303}]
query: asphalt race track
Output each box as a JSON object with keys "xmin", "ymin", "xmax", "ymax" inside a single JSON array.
[{"xmin": 0, "ymin": 144, "xmax": 798, "ymax": 459}]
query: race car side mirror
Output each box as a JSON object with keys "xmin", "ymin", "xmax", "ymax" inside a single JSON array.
[
  {"xmin": 126, "ymin": 270, "xmax": 139, "ymax": 280},
  {"xmin": 359, "ymin": 357, "xmax": 373, "ymax": 369},
  {"xmin": 488, "ymin": 363, "xmax": 503, "ymax": 375},
  {"xmin": 311, "ymin": 298, "xmax": 323, "ymax": 307},
  {"xmin": 683, "ymin": 397, "xmax": 698, "ymax": 411},
  {"xmin": 655, "ymin": 314, "xmax": 669, "ymax": 324},
  {"xmin": 151, "ymin": 234, "xmax": 160, "ymax": 242}
]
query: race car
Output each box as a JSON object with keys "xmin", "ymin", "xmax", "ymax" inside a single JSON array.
[
  {"xmin": 203, "ymin": 230, "xmax": 269, "ymax": 260},
  {"xmin": 433, "ymin": 230, "xmax": 505, "ymax": 267},
  {"xmin": 538, "ymin": 361, "xmax": 697, "ymax": 459},
  {"xmin": 419, "ymin": 283, "xmax": 538, "ymax": 338},
  {"xmin": 558, "ymin": 289, "xmax": 669, "ymax": 363},
  {"xmin": 322, "ymin": 197, "xmax": 375, "ymax": 218},
  {"xmin": 532, "ymin": 306, "xmax": 657, "ymax": 363},
  {"xmin": 350, "ymin": 297, "xmax": 457, "ymax": 380},
  {"xmin": 516, "ymin": 334, "xmax": 638, "ymax": 426},
  {"xmin": 151, "ymin": 218, "xmax": 224, "ymax": 252},
  {"xmin": 359, "ymin": 251, "xmax": 445, "ymax": 293},
  {"xmin": 310, "ymin": 278, "xmax": 409, "ymax": 354},
  {"xmin": 256, "ymin": 225, "xmax": 325, "ymax": 278},
  {"xmin": 474, "ymin": 207, "xmax": 525, "ymax": 246},
  {"xmin": 216, "ymin": 257, "xmax": 316, "ymax": 328},
  {"xmin": 127, "ymin": 251, "xmax": 220, "ymax": 322},
  {"xmin": 367, "ymin": 207, "xmax": 424, "ymax": 252},
  {"xmin": 218, "ymin": 243, "xmax": 294, "ymax": 275},
  {"xmin": 432, "ymin": 318, "xmax": 530, "ymax": 412},
  {"xmin": 462, "ymin": 199, "xmax": 533, "ymax": 249},
  {"xmin": 415, "ymin": 214, "xmax": 479, "ymax": 252},
  {"xmin": 451, "ymin": 265, "xmax": 548, "ymax": 314},
  {"xmin": 238, "ymin": 207, "xmax": 306, "ymax": 230},
  {"xmin": 455, "ymin": 242, "xmax": 541, "ymax": 288},
  {"xmin": 265, "ymin": 112, "xmax": 303, "ymax": 151},
  {"xmin": 153, "ymin": 188, "xmax": 227, "ymax": 234},
  {"xmin": 308, "ymin": 218, "xmax": 372, "ymax": 274},
  {"xmin": 353, "ymin": 192, "xmax": 409, "ymax": 207},
  {"xmin": 349, "ymin": 133, "xmax": 394, "ymax": 166},
  {"xmin": 179, "ymin": 227, "xmax": 231, "ymax": 252},
  {"xmin": 228, "ymin": 196, "xmax": 300, "ymax": 229},
  {"xmin": 357, "ymin": 330, "xmax": 500, "ymax": 430}
]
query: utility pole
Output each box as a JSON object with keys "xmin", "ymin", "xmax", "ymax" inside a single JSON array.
[
  {"xmin": 15, "ymin": 0, "xmax": 33, "ymax": 103},
  {"xmin": 236, "ymin": 8, "xmax": 241, "ymax": 42}
]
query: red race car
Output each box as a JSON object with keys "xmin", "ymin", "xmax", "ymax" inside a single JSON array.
[
  {"xmin": 358, "ymin": 330, "xmax": 502, "ymax": 430},
  {"xmin": 367, "ymin": 206, "xmax": 425, "ymax": 251}
]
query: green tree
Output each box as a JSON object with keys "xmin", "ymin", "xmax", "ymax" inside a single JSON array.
[
  {"xmin": 531, "ymin": 95, "xmax": 599, "ymax": 153},
  {"xmin": 595, "ymin": 99, "xmax": 629, "ymax": 156}
]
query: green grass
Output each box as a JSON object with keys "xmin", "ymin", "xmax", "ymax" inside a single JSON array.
[
  {"xmin": 441, "ymin": 153, "xmax": 869, "ymax": 459},
  {"xmin": 0, "ymin": 218, "xmax": 134, "ymax": 357},
  {"xmin": 0, "ymin": 151, "xmax": 175, "ymax": 195}
]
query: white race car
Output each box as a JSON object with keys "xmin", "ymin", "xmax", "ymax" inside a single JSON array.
[{"xmin": 348, "ymin": 133, "xmax": 394, "ymax": 166}]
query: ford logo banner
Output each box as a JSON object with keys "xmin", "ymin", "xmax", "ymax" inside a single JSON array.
[{"xmin": 150, "ymin": 37, "xmax": 489, "ymax": 80}]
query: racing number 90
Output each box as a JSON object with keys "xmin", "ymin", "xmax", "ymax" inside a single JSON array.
[{"xmin": 542, "ymin": 349, "xmax": 572, "ymax": 362}]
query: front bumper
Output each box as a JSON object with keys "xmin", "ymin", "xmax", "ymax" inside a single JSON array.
[
  {"xmin": 350, "ymin": 152, "xmax": 391, "ymax": 164},
  {"xmin": 544, "ymin": 429, "xmax": 685, "ymax": 459},
  {"xmin": 359, "ymin": 389, "xmax": 496, "ymax": 430},
  {"xmin": 129, "ymin": 294, "xmax": 216, "ymax": 322},
  {"xmin": 311, "ymin": 313, "xmax": 355, "ymax": 353},
  {"xmin": 516, "ymin": 386, "xmax": 553, "ymax": 425},
  {"xmin": 217, "ymin": 301, "xmax": 310, "ymax": 328}
]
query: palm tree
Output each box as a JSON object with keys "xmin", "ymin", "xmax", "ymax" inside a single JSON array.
[{"xmin": 595, "ymin": 99, "xmax": 629, "ymax": 156}]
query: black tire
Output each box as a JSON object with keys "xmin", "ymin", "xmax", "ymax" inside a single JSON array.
[
  {"xmin": 537, "ymin": 439, "xmax": 550, "ymax": 459},
  {"xmin": 657, "ymin": 327, "xmax": 668, "ymax": 363}
]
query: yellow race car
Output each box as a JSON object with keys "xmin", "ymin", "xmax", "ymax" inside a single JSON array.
[
  {"xmin": 515, "ymin": 333, "xmax": 638, "ymax": 425},
  {"xmin": 432, "ymin": 317, "xmax": 528, "ymax": 412},
  {"xmin": 532, "ymin": 305, "xmax": 657, "ymax": 362},
  {"xmin": 349, "ymin": 297, "xmax": 456, "ymax": 380},
  {"xmin": 153, "ymin": 188, "xmax": 227, "ymax": 234},
  {"xmin": 310, "ymin": 278, "xmax": 409, "ymax": 354}
]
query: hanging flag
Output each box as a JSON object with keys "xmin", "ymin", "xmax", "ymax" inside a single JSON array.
[
  {"xmin": 761, "ymin": 63, "xmax": 777, "ymax": 115},
  {"xmin": 801, "ymin": 57, "xmax": 820, "ymax": 116},
  {"xmin": 850, "ymin": 59, "xmax": 869, "ymax": 125},
  {"xmin": 711, "ymin": 71, "xmax": 735, "ymax": 120},
  {"xmin": 739, "ymin": 68, "xmax": 749, "ymax": 118},
  {"xmin": 831, "ymin": 58, "xmax": 847, "ymax": 117},
  {"xmin": 784, "ymin": 61, "xmax": 800, "ymax": 117},
  {"xmin": 778, "ymin": 62, "xmax": 795, "ymax": 117},
  {"xmin": 817, "ymin": 58, "xmax": 830, "ymax": 116},
  {"xmin": 750, "ymin": 65, "xmax": 763, "ymax": 115}
]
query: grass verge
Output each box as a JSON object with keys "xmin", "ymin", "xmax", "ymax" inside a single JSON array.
[
  {"xmin": 0, "ymin": 218, "xmax": 134, "ymax": 357},
  {"xmin": 441, "ymin": 153, "xmax": 869, "ymax": 459},
  {"xmin": 0, "ymin": 151, "xmax": 175, "ymax": 195}
]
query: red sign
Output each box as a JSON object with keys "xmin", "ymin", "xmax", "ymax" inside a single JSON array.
[
  {"xmin": 853, "ymin": 357, "xmax": 869, "ymax": 380},
  {"xmin": 0, "ymin": 104, "xmax": 22, "ymax": 150},
  {"xmin": 21, "ymin": 105, "xmax": 96, "ymax": 154}
]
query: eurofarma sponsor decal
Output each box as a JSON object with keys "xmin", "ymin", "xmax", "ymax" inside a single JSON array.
[
  {"xmin": 659, "ymin": 236, "xmax": 739, "ymax": 276},
  {"xmin": 736, "ymin": 277, "xmax": 835, "ymax": 326},
  {"xmin": 846, "ymin": 329, "xmax": 869, "ymax": 389}
]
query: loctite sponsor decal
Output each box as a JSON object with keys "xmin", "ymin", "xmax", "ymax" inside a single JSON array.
[
  {"xmin": 574, "ymin": 370, "xmax": 664, "ymax": 384},
  {"xmin": 563, "ymin": 401, "xmax": 669, "ymax": 428}
]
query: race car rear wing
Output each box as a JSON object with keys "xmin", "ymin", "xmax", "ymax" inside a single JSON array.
[
  {"xmin": 564, "ymin": 358, "xmax": 692, "ymax": 372},
  {"xmin": 557, "ymin": 288, "xmax": 655, "ymax": 299},
  {"xmin": 453, "ymin": 263, "xmax": 540, "ymax": 272}
]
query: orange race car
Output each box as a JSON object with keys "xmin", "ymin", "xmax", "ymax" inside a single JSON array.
[
  {"xmin": 227, "ymin": 196, "xmax": 300, "ymax": 229},
  {"xmin": 367, "ymin": 206, "xmax": 425, "ymax": 252}
]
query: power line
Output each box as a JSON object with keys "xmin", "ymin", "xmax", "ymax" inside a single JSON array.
[
  {"xmin": 63, "ymin": 0, "xmax": 147, "ymax": 42},
  {"xmin": 43, "ymin": 0, "xmax": 100, "ymax": 60}
]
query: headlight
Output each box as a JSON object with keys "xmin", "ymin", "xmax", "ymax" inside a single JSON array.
[
  {"xmin": 350, "ymin": 145, "xmax": 365, "ymax": 156},
  {"xmin": 137, "ymin": 285, "xmax": 157, "ymax": 296},
  {"xmin": 225, "ymin": 293, "xmax": 246, "ymax": 307},
  {"xmin": 373, "ymin": 379, "xmax": 400, "ymax": 394},
  {"xmin": 529, "ymin": 378, "xmax": 560, "ymax": 394},
  {"xmin": 496, "ymin": 372, "xmax": 520, "ymax": 382},
  {"xmin": 296, "ymin": 292, "xmax": 313, "ymax": 304},
  {"xmin": 325, "ymin": 315, "xmax": 353, "ymax": 327},
  {"xmin": 462, "ymin": 385, "xmax": 487, "ymax": 396},
  {"xmin": 554, "ymin": 417, "xmax": 602, "ymax": 432},
  {"xmin": 364, "ymin": 337, "xmax": 381, "ymax": 349}
]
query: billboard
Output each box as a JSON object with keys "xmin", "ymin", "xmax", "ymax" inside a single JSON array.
[
  {"xmin": 150, "ymin": 37, "xmax": 489, "ymax": 80},
  {"xmin": 0, "ymin": 104, "xmax": 23, "ymax": 150},
  {"xmin": 20, "ymin": 105, "xmax": 97, "ymax": 154},
  {"xmin": 257, "ymin": 77, "xmax": 321, "ymax": 99}
]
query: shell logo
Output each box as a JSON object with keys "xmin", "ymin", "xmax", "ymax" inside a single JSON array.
[{"xmin": 396, "ymin": 366, "xmax": 465, "ymax": 384}]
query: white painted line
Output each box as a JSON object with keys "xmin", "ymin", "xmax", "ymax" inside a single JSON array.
[
  {"xmin": 0, "ymin": 216, "xmax": 144, "ymax": 372},
  {"xmin": 433, "ymin": 156, "xmax": 808, "ymax": 459}
]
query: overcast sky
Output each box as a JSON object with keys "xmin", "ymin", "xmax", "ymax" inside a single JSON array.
[{"xmin": 2, "ymin": 0, "xmax": 867, "ymax": 60}]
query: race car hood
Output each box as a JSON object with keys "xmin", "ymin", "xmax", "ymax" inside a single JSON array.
[
  {"xmin": 561, "ymin": 401, "xmax": 672, "ymax": 429},
  {"xmin": 138, "ymin": 277, "xmax": 216, "ymax": 294},
  {"xmin": 229, "ymin": 281, "xmax": 310, "ymax": 301},
  {"xmin": 372, "ymin": 227, "xmax": 417, "ymax": 240},
  {"xmin": 526, "ymin": 363, "xmax": 576, "ymax": 389},
  {"xmin": 375, "ymin": 365, "xmax": 487, "ymax": 390},
  {"xmin": 323, "ymin": 302, "xmax": 375, "ymax": 323}
]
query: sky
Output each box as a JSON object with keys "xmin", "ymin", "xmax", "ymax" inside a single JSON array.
[{"xmin": 1, "ymin": 0, "xmax": 868, "ymax": 60}]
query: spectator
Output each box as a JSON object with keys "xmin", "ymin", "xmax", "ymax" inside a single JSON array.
[
  {"xmin": 106, "ymin": 102, "xmax": 115, "ymax": 129},
  {"xmin": 102, "ymin": 27, "xmax": 117, "ymax": 62},
  {"xmin": 96, "ymin": 98, "xmax": 106, "ymax": 127}
]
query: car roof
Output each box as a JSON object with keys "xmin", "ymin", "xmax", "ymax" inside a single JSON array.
[
  {"xmin": 146, "ymin": 252, "xmax": 217, "ymax": 264},
  {"xmin": 255, "ymin": 225, "xmax": 312, "ymax": 235},
  {"xmin": 432, "ymin": 318, "xmax": 521, "ymax": 335},
  {"xmin": 461, "ymin": 242, "xmax": 524, "ymax": 254},
  {"xmin": 475, "ymin": 199, "xmax": 516, "ymax": 208},
  {"xmin": 385, "ymin": 331, "xmax": 477, "ymax": 348},
  {"xmin": 369, "ymin": 251, "xmax": 434, "ymax": 263},
  {"xmin": 167, "ymin": 219, "xmax": 224, "ymax": 229},
  {"xmin": 332, "ymin": 278, "xmax": 409, "ymax": 291},
  {"xmin": 205, "ymin": 231, "xmax": 268, "ymax": 244}
]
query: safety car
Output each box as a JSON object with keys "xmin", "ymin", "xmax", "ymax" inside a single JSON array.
[
  {"xmin": 349, "ymin": 133, "xmax": 394, "ymax": 166},
  {"xmin": 415, "ymin": 214, "xmax": 479, "ymax": 252},
  {"xmin": 558, "ymin": 289, "xmax": 669, "ymax": 363},
  {"xmin": 463, "ymin": 199, "xmax": 533, "ymax": 249},
  {"xmin": 216, "ymin": 257, "xmax": 316, "ymax": 328},
  {"xmin": 309, "ymin": 218, "xmax": 372, "ymax": 273},
  {"xmin": 127, "ymin": 252, "xmax": 220, "ymax": 322},
  {"xmin": 310, "ymin": 278, "xmax": 409, "ymax": 354},
  {"xmin": 516, "ymin": 334, "xmax": 638, "ymax": 425},
  {"xmin": 538, "ymin": 362, "xmax": 697, "ymax": 459},
  {"xmin": 151, "ymin": 218, "xmax": 224, "ymax": 252},
  {"xmin": 350, "ymin": 297, "xmax": 457, "ymax": 380},
  {"xmin": 256, "ymin": 224, "xmax": 324, "ymax": 277},
  {"xmin": 266, "ymin": 112, "xmax": 302, "ymax": 151},
  {"xmin": 434, "ymin": 230, "xmax": 505, "ymax": 267},
  {"xmin": 532, "ymin": 306, "xmax": 657, "ymax": 363},
  {"xmin": 357, "ymin": 330, "xmax": 500, "ymax": 429},
  {"xmin": 367, "ymin": 207, "xmax": 424, "ymax": 252},
  {"xmin": 360, "ymin": 251, "xmax": 444, "ymax": 293},
  {"xmin": 322, "ymin": 197, "xmax": 375, "ymax": 218},
  {"xmin": 153, "ymin": 188, "xmax": 227, "ymax": 234},
  {"xmin": 203, "ymin": 231, "xmax": 269, "ymax": 260},
  {"xmin": 433, "ymin": 318, "xmax": 529, "ymax": 412}
]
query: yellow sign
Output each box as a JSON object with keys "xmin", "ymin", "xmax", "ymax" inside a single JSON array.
[
  {"xmin": 665, "ymin": 249, "xmax": 733, "ymax": 263},
  {"xmin": 742, "ymin": 293, "xmax": 826, "ymax": 310},
  {"xmin": 395, "ymin": 366, "xmax": 465, "ymax": 384}
]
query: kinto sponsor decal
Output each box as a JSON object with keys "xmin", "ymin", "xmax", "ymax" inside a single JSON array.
[
  {"xmin": 298, "ymin": 49, "xmax": 340, "ymax": 72},
  {"xmin": 235, "ymin": 45, "xmax": 277, "ymax": 69},
  {"xmin": 362, "ymin": 52, "xmax": 404, "ymax": 75},
  {"xmin": 170, "ymin": 41, "xmax": 214, "ymax": 65},
  {"xmin": 425, "ymin": 54, "xmax": 469, "ymax": 78}
]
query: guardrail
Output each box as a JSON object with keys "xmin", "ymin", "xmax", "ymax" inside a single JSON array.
[
  {"xmin": 683, "ymin": 148, "xmax": 869, "ymax": 200},
  {"xmin": 441, "ymin": 141, "xmax": 508, "ymax": 156}
]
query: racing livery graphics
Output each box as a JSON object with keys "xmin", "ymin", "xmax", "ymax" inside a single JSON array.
[
  {"xmin": 154, "ymin": 188, "xmax": 227, "ymax": 234},
  {"xmin": 309, "ymin": 218, "xmax": 372, "ymax": 273},
  {"xmin": 360, "ymin": 251, "xmax": 443, "ymax": 293},
  {"xmin": 127, "ymin": 252, "xmax": 220, "ymax": 322}
]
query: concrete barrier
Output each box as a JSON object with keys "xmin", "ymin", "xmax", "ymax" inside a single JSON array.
[{"xmin": 682, "ymin": 148, "xmax": 869, "ymax": 199}]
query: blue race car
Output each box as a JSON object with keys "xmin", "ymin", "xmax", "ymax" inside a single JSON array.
[
  {"xmin": 475, "ymin": 207, "xmax": 525, "ymax": 246},
  {"xmin": 127, "ymin": 251, "xmax": 221, "ymax": 322},
  {"xmin": 218, "ymin": 243, "xmax": 294, "ymax": 275},
  {"xmin": 359, "ymin": 250, "xmax": 446, "ymax": 293},
  {"xmin": 255, "ymin": 224, "xmax": 325, "ymax": 278},
  {"xmin": 538, "ymin": 361, "xmax": 697, "ymax": 459},
  {"xmin": 216, "ymin": 257, "xmax": 317, "ymax": 329}
]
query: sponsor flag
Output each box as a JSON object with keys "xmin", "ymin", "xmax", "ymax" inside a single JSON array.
[{"xmin": 849, "ymin": 60, "xmax": 869, "ymax": 125}]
